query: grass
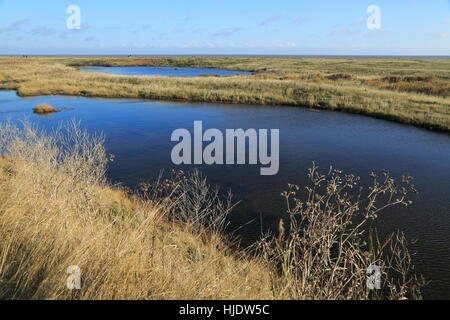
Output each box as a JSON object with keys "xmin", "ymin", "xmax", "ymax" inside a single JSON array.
[
  {"xmin": 0, "ymin": 156, "xmax": 8, "ymax": 167},
  {"xmin": 0, "ymin": 122, "xmax": 275, "ymax": 300},
  {"xmin": 32, "ymin": 104, "xmax": 60, "ymax": 114},
  {"xmin": 0, "ymin": 122, "xmax": 424, "ymax": 300},
  {"xmin": 364, "ymin": 75, "xmax": 450, "ymax": 97},
  {"xmin": 0, "ymin": 56, "xmax": 448, "ymax": 132}
]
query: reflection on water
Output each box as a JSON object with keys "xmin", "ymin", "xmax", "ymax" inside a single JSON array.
[
  {"xmin": 0, "ymin": 90, "xmax": 449, "ymax": 299},
  {"xmin": 79, "ymin": 66, "xmax": 251, "ymax": 77}
]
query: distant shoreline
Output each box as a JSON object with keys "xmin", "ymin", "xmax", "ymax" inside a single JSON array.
[
  {"xmin": 1, "ymin": 56, "xmax": 449, "ymax": 133},
  {"xmin": 1, "ymin": 54, "xmax": 450, "ymax": 59}
]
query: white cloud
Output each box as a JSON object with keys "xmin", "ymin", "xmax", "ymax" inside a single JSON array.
[
  {"xmin": 328, "ymin": 27, "xmax": 361, "ymax": 37},
  {"xmin": 259, "ymin": 14, "xmax": 282, "ymax": 26},
  {"xmin": 432, "ymin": 31, "xmax": 449, "ymax": 38},
  {"xmin": 210, "ymin": 27, "xmax": 242, "ymax": 38},
  {"xmin": 0, "ymin": 19, "xmax": 28, "ymax": 34}
]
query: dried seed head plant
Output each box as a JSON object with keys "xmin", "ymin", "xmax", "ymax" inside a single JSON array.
[
  {"xmin": 141, "ymin": 169, "xmax": 236, "ymax": 237},
  {"xmin": 258, "ymin": 163, "xmax": 425, "ymax": 300}
]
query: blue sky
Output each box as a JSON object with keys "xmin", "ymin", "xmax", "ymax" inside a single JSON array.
[{"xmin": 0, "ymin": 0, "xmax": 449, "ymax": 55}]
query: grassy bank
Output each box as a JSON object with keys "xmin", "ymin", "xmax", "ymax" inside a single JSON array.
[
  {"xmin": 0, "ymin": 123, "xmax": 424, "ymax": 300},
  {"xmin": 0, "ymin": 123, "xmax": 275, "ymax": 300},
  {"xmin": 0, "ymin": 56, "xmax": 449, "ymax": 132}
]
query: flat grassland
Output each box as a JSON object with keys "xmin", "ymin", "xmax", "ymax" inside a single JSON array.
[{"xmin": 0, "ymin": 56, "xmax": 449, "ymax": 132}]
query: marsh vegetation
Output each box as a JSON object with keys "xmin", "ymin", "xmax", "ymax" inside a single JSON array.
[
  {"xmin": 0, "ymin": 122, "xmax": 424, "ymax": 299},
  {"xmin": 0, "ymin": 56, "xmax": 449, "ymax": 132},
  {"xmin": 32, "ymin": 104, "xmax": 60, "ymax": 114},
  {"xmin": 0, "ymin": 56, "xmax": 446, "ymax": 299}
]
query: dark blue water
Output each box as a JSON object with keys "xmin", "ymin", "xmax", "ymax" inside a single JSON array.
[
  {"xmin": 0, "ymin": 90, "xmax": 449, "ymax": 299},
  {"xmin": 79, "ymin": 66, "xmax": 251, "ymax": 77}
]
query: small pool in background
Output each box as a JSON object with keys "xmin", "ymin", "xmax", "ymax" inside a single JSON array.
[
  {"xmin": 79, "ymin": 66, "xmax": 252, "ymax": 77},
  {"xmin": 0, "ymin": 90, "xmax": 449, "ymax": 299}
]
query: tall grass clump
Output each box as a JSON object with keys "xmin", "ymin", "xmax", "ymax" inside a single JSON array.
[
  {"xmin": 258, "ymin": 164, "xmax": 425, "ymax": 300},
  {"xmin": 32, "ymin": 104, "xmax": 61, "ymax": 115},
  {"xmin": 139, "ymin": 170, "xmax": 235, "ymax": 237}
]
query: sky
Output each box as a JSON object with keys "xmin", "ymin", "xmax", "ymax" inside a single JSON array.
[{"xmin": 0, "ymin": 0, "xmax": 449, "ymax": 55}]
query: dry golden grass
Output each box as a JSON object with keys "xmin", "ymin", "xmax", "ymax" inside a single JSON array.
[
  {"xmin": 32, "ymin": 104, "xmax": 60, "ymax": 114},
  {"xmin": 366, "ymin": 77, "xmax": 450, "ymax": 97},
  {"xmin": 0, "ymin": 122, "xmax": 276, "ymax": 300}
]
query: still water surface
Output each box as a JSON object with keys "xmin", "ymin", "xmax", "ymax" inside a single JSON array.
[
  {"xmin": 0, "ymin": 90, "xmax": 449, "ymax": 299},
  {"xmin": 79, "ymin": 66, "xmax": 251, "ymax": 77}
]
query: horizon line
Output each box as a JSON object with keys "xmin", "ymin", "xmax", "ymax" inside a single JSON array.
[{"xmin": 2, "ymin": 54, "xmax": 450, "ymax": 58}]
